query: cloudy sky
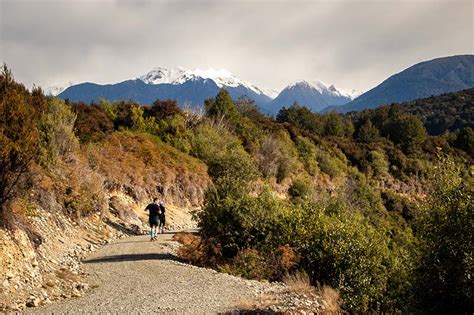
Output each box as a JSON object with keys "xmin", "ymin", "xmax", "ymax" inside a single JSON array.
[{"xmin": 1, "ymin": 0, "xmax": 473, "ymax": 93}]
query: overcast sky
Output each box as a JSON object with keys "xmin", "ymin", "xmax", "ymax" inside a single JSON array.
[{"xmin": 1, "ymin": 0, "xmax": 473, "ymax": 93}]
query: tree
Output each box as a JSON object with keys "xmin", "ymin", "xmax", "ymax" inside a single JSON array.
[
  {"xmin": 235, "ymin": 96, "xmax": 266, "ymax": 120},
  {"xmin": 204, "ymin": 89, "xmax": 240, "ymax": 123},
  {"xmin": 147, "ymin": 99, "xmax": 182, "ymax": 120},
  {"xmin": 71, "ymin": 102, "xmax": 114, "ymax": 142},
  {"xmin": 38, "ymin": 98, "xmax": 78, "ymax": 165},
  {"xmin": 0, "ymin": 65, "xmax": 45, "ymax": 210},
  {"xmin": 385, "ymin": 113, "xmax": 427, "ymax": 153},
  {"xmin": 455, "ymin": 127, "xmax": 474, "ymax": 156},
  {"xmin": 357, "ymin": 120, "xmax": 380, "ymax": 143},
  {"xmin": 323, "ymin": 112, "xmax": 346, "ymax": 137}
]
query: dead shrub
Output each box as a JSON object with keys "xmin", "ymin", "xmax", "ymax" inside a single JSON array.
[
  {"xmin": 252, "ymin": 245, "xmax": 300, "ymax": 281},
  {"xmin": 172, "ymin": 231, "xmax": 199, "ymax": 246},
  {"xmin": 174, "ymin": 233, "xmax": 222, "ymax": 267}
]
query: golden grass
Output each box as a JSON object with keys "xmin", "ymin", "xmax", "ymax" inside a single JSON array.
[
  {"xmin": 318, "ymin": 285, "xmax": 343, "ymax": 314},
  {"xmin": 283, "ymin": 271, "xmax": 315, "ymax": 295}
]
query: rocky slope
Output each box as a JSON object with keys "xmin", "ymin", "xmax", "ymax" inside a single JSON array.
[{"xmin": 0, "ymin": 132, "xmax": 210, "ymax": 312}]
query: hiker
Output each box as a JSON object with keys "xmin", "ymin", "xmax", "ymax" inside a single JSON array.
[
  {"xmin": 145, "ymin": 198, "xmax": 160, "ymax": 241},
  {"xmin": 158, "ymin": 201, "xmax": 166, "ymax": 234}
]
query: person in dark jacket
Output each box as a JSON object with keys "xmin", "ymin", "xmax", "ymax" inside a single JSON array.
[
  {"xmin": 158, "ymin": 201, "xmax": 166, "ymax": 234},
  {"xmin": 145, "ymin": 198, "xmax": 160, "ymax": 241}
]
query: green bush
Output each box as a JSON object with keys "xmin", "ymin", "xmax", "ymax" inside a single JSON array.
[
  {"xmin": 293, "ymin": 201, "xmax": 390, "ymax": 312},
  {"xmin": 368, "ymin": 150, "xmax": 389, "ymax": 178},
  {"xmin": 288, "ymin": 177, "xmax": 313, "ymax": 201},
  {"xmin": 191, "ymin": 123, "xmax": 257, "ymax": 182},
  {"xmin": 296, "ymin": 136, "xmax": 319, "ymax": 175},
  {"xmin": 317, "ymin": 150, "xmax": 346, "ymax": 178},
  {"xmin": 414, "ymin": 155, "xmax": 474, "ymax": 313},
  {"xmin": 198, "ymin": 182, "xmax": 290, "ymax": 257},
  {"xmin": 38, "ymin": 98, "xmax": 78, "ymax": 166}
]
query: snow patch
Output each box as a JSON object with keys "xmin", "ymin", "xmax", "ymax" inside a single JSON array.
[
  {"xmin": 138, "ymin": 67, "xmax": 273, "ymax": 97},
  {"xmin": 285, "ymin": 80, "xmax": 360, "ymax": 99}
]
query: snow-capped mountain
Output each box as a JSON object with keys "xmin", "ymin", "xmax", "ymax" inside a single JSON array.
[
  {"xmin": 54, "ymin": 67, "xmax": 359, "ymax": 114},
  {"xmin": 138, "ymin": 67, "xmax": 274, "ymax": 97},
  {"xmin": 57, "ymin": 67, "xmax": 274, "ymax": 108},
  {"xmin": 262, "ymin": 80, "xmax": 359, "ymax": 115}
]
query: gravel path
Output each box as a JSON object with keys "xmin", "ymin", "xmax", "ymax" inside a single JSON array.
[{"xmin": 30, "ymin": 232, "xmax": 283, "ymax": 314}]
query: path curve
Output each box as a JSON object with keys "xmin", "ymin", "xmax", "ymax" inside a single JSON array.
[{"xmin": 30, "ymin": 232, "xmax": 282, "ymax": 314}]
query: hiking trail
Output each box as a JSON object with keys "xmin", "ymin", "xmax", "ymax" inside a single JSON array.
[{"xmin": 29, "ymin": 231, "xmax": 284, "ymax": 314}]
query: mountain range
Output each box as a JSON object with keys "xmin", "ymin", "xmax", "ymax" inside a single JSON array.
[
  {"xmin": 261, "ymin": 80, "xmax": 360, "ymax": 115},
  {"xmin": 328, "ymin": 55, "xmax": 474, "ymax": 113},
  {"xmin": 54, "ymin": 55, "xmax": 474, "ymax": 114},
  {"xmin": 55, "ymin": 68, "xmax": 358, "ymax": 113}
]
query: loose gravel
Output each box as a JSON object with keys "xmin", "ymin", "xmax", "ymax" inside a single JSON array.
[{"xmin": 29, "ymin": 232, "xmax": 285, "ymax": 314}]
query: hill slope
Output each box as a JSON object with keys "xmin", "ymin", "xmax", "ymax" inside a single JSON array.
[{"xmin": 334, "ymin": 55, "xmax": 474, "ymax": 113}]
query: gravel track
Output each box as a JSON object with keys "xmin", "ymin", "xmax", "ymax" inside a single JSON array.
[{"xmin": 30, "ymin": 232, "xmax": 283, "ymax": 314}]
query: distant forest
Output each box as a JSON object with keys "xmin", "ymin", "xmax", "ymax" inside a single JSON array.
[{"xmin": 349, "ymin": 88, "xmax": 474, "ymax": 136}]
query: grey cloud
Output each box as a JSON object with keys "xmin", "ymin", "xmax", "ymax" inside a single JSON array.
[{"xmin": 1, "ymin": 0, "xmax": 472, "ymax": 93}]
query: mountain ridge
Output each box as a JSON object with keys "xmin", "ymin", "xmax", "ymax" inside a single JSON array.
[{"xmin": 330, "ymin": 54, "xmax": 474, "ymax": 113}]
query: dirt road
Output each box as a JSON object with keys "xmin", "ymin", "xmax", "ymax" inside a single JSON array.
[{"xmin": 30, "ymin": 232, "xmax": 283, "ymax": 314}]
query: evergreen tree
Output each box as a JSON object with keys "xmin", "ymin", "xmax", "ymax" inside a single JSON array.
[{"xmin": 204, "ymin": 89, "xmax": 240, "ymax": 123}]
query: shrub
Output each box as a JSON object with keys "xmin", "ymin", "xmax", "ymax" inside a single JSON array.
[
  {"xmin": 71, "ymin": 102, "xmax": 114, "ymax": 142},
  {"xmin": 293, "ymin": 201, "xmax": 391, "ymax": 312},
  {"xmin": 295, "ymin": 136, "xmax": 319, "ymax": 175},
  {"xmin": 414, "ymin": 155, "xmax": 474, "ymax": 313},
  {"xmin": 317, "ymin": 150, "xmax": 346, "ymax": 178},
  {"xmin": 38, "ymin": 98, "xmax": 78, "ymax": 166},
  {"xmin": 219, "ymin": 249, "xmax": 272, "ymax": 280},
  {"xmin": 174, "ymin": 232, "xmax": 222, "ymax": 267},
  {"xmin": 356, "ymin": 119, "xmax": 380, "ymax": 143},
  {"xmin": 198, "ymin": 183, "xmax": 290, "ymax": 257},
  {"xmin": 288, "ymin": 177, "xmax": 313, "ymax": 201},
  {"xmin": 191, "ymin": 123, "xmax": 257, "ymax": 182},
  {"xmin": 0, "ymin": 66, "xmax": 45, "ymax": 207},
  {"xmin": 368, "ymin": 150, "xmax": 389, "ymax": 178},
  {"xmin": 147, "ymin": 99, "xmax": 182, "ymax": 120}
]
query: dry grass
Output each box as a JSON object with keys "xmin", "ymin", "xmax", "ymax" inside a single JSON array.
[
  {"xmin": 318, "ymin": 285, "xmax": 343, "ymax": 314},
  {"xmin": 89, "ymin": 131, "xmax": 210, "ymax": 206},
  {"xmin": 283, "ymin": 271, "xmax": 315, "ymax": 295}
]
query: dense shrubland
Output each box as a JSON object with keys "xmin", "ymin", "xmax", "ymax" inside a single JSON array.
[{"xmin": 1, "ymin": 65, "xmax": 472, "ymax": 313}]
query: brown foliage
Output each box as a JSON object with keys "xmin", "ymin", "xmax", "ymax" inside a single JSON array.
[
  {"xmin": 147, "ymin": 99, "xmax": 182, "ymax": 120},
  {"xmin": 71, "ymin": 103, "xmax": 114, "ymax": 142},
  {"xmin": 174, "ymin": 232, "xmax": 222, "ymax": 267},
  {"xmin": 0, "ymin": 65, "xmax": 46, "ymax": 209},
  {"xmin": 89, "ymin": 131, "xmax": 209, "ymax": 206}
]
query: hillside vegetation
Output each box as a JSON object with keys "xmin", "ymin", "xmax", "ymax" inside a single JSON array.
[{"xmin": 1, "ymin": 65, "xmax": 473, "ymax": 313}]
